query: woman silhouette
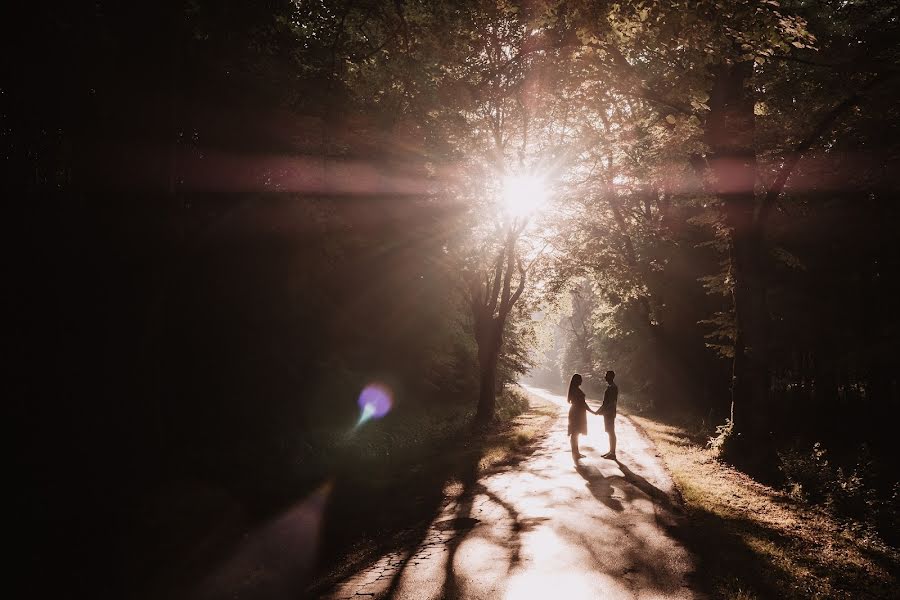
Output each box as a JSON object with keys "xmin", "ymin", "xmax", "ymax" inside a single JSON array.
[{"xmin": 567, "ymin": 373, "xmax": 588, "ymax": 459}]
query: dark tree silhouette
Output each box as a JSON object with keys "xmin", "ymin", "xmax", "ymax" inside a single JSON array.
[{"xmin": 467, "ymin": 220, "xmax": 527, "ymax": 425}]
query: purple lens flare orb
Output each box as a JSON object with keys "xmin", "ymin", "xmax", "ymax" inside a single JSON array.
[{"xmin": 357, "ymin": 383, "xmax": 393, "ymax": 426}]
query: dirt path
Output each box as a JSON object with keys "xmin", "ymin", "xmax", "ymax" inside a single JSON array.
[{"xmin": 320, "ymin": 386, "xmax": 701, "ymax": 600}]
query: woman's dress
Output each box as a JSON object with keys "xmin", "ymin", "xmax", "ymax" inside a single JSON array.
[{"xmin": 568, "ymin": 388, "xmax": 588, "ymax": 436}]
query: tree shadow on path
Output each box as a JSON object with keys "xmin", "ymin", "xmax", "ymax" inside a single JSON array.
[
  {"xmin": 310, "ymin": 438, "xmax": 482, "ymax": 599},
  {"xmin": 436, "ymin": 454, "xmax": 532, "ymax": 600},
  {"xmin": 311, "ymin": 417, "xmax": 547, "ymax": 600},
  {"xmin": 575, "ymin": 463, "xmax": 625, "ymax": 512},
  {"xmin": 571, "ymin": 458, "xmax": 697, "ymax": 597},
  {"xmin": 615, "ymin": 459, "xmax": 680, "ymax": 513}
]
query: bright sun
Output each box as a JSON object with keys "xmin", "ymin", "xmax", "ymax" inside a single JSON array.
[{"xmin": 500, "ymin": 173, "xmax": 550, "ymax": 218}]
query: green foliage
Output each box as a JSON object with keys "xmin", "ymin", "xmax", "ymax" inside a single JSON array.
[
  {"xmin": 494, "ymin": 386, "xmax": 531, "ymax": 422},
  {"xmin": 708, "ymin": 418, "xmax": 737, "ymax": 458},
  {"xmin": 698, "ymin": 310, "xmax": 736, "ymax": 359},
  {"xmin": 339, "ymin": 403, "xmax": 474, "ymax": 463},
  {"xmin": 498, "ymin": 313, "xmax": 538, "ymax": 388},
  {"xmin": 294, "ymin": 384, "xmax": 529, "ymax": 479},
  {"xmin": 778, "ymin": 443, "xmax": 896, "ymax": 541}
]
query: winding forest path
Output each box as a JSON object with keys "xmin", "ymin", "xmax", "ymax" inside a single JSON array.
[{"xmin": 321, "ymin": 386, "xmax": 701, "ymax": 600}]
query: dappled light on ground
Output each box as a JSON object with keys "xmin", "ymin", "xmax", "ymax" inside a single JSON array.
[
  {"xmin": 320, "ymin": 387, "xmax": 697, "ymax": 599},
  {"xmin": 503, "ymin": 571, "xmax": 604, "ymax": 600}
]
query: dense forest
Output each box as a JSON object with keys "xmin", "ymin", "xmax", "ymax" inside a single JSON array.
[{"xmin": 9, "ymin": 1, "xmax": 899, "ymax": 598}]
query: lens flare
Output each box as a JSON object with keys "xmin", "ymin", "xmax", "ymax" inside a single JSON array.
[{"xmin": 357, "ymin": 383, "xmax": 393, "ymax": 426}]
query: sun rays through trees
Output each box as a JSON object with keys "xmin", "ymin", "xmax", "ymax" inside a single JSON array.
[{"xmin": 11, "ymin": 0, "xmax": 900, "ymax": 597}]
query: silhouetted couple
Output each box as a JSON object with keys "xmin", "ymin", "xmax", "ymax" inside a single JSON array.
[{"xmin": 567, "ymin": 371, "xmax": 618, "ymax": 461}]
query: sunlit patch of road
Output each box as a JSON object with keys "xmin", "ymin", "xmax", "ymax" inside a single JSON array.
[
  {"xmin": 522, "ymin": 384, "xmax": 570, "ymax": 407},
  {"xmin": 321, "ymin": 387, "xmax": 701, "ymax": 600}
]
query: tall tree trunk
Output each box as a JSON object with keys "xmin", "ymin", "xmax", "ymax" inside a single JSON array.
[
  {"xmin": 729, "ymin": 229, "xmax": 770, "ymax": 439},
  {"xmin": 476, "ymin": 333, "xmax": 501, "ymax": 424},
  {"xmin": 706, "ymin": 61, "xmax": 770, "ymax": 442}
]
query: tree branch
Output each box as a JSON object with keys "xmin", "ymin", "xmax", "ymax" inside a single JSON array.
[
  {"xmin": 500, "ymin": 229, "xmax": 516, "ymax": 310},
  {"xmin": 508, "ymin": 259, "xmax": 527, "ymax": 308},
  {"xmin": 486, "ymin": 248, "xmax": 505, "ymax": 315},
  {"xmin": 758, "ymin": 70, "xmax": 894, "ymax": 225}
]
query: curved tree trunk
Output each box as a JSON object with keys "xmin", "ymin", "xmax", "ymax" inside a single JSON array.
[{"xmin": 469, "ymin": 223, "xmax": 527, "ymax": 426}]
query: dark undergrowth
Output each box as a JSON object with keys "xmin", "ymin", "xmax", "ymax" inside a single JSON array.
[
  {"xmin": 128, "ymin": 386, "xmax": 539, "ymax": 600},
  {"xmin": 629, "ymin": 395, "xmax": 899, "ymax": 549}
]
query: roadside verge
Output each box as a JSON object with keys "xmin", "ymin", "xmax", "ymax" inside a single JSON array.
[{"xmin": 630, "ymin": 413, "xmax": 899, "ymax": 599}]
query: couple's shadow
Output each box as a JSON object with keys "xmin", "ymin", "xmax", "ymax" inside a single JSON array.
[{"xmin": 576, "ymin": 459, "xmax": 676, "ymax": 513}]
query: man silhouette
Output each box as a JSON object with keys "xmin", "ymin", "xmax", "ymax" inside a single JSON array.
[{"xmin": 595, "ymin": 370, "xmax": 618, "ymax": 460}]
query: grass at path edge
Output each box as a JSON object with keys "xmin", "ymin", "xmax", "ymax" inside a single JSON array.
[{"xmin": 629, "ymin": 412, "xmax": 899, "ymax": 600}]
